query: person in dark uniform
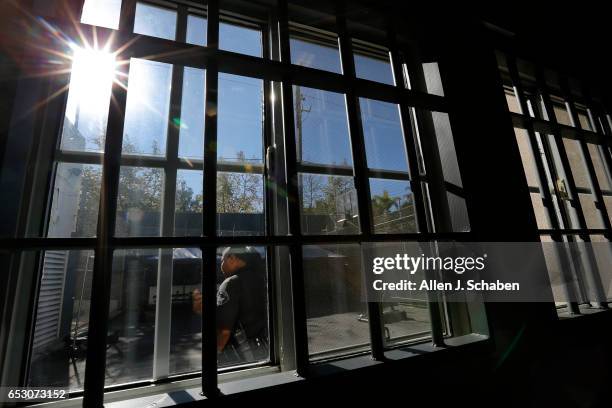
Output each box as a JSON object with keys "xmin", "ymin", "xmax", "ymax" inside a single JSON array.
[{"xmin": 192, "ymin": 246, "xmax": 268, "ymax": 364}]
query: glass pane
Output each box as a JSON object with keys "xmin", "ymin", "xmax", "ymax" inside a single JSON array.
[
  {"xmin": 47, "ymin": 163, "xmax": 102, "ymax": 238},
  {"xmin": 218, "ymin": 74, "xmax": 263, "ymax": 164},
  {"xmin": 588, "ymin": 143, "xmax": 612, "ymax": 192},
  {"xmin": 551, "ymin": 97, "xmax": 572, "ymax": 126},
  {"xmin": 514, "ymin": 127, "xmax": 540, "ymax": 188},
  {"xmin": 178, "ymin": 67, "xmax": 206, "ymax": 159},
  {"xmin": 370, "ymin": 179, "xmax": 417, "ymax": 234},
  {"xmin": 563, "ymin": 138, "xmax": 591, "ymax": 190},
  {"xmin": 81, "ymin": 0, "xmax": 121, "ymax": 29},
  {"xmin": 605, "ymin": 196, "xmax": 612, "ymax": 224},
  {"xmin": 134, "ymin": 2, "xmax": 177, "ymax": 41},
  {"xmin": 362, "ymin": 242, "xmax": 431, "ymax": 347},
  {"xmin": 170, "ymin": 248, "xmax": 202, "ymax": 375},
  {"xmin": 353, "ymin": 43, "xmax": 394, "ymax": 85},
  {"xmin": 359, "ymin": 98, "xmax": 408, "ymax": 172},
  {"xmin": 215, "ymin": 246, "xmax": 269, "ymax": 367},
  {"xmin": 576, "ymin": 108, "xmax": 593, "ymax": 131},
  {"xmin": 303, "ymin": 244, "xmax": 369, "ymax": 359},
  {"xmin": 293, "ymin": 86, "xmax": 352, "ymax": 167},
  {"xmin": 504, "ymin": 86, "xmax": 521, "ymax": 114},
  {"xmin": 116, "ymin": 167, "xmax": 163, "ymax": 236},
  {"xmin": 175, "ymin": 170, "xmax": 203, "ymax": 236},
  {"xmin": 61, "ymin": 48, "xmax": 115, "ymax": 153},
  {"xmin": 530, "ymin": 192, "xmax": 552, "ymax": 229},
  {"xmin": 28, "ymin": 250, "xmax": 94, "ymax": 391},
  {"xmin": 430, "ymin": 111, "xmax": 463, "ymax": 188},
  {"xmin": 422, "ymin": 62, "xmax": 444, "ymax": 97},
  {"xmin": 578, "ymin": 193, "xmax": 604, "ymax": 229},
  {"xmin": 123, "ymin": 59, "xmax": 172, "ymax": 156},
  {"xmin": 220, "ymin": 22, "xmax": 262, "ymax": 58},
  {"xmin": 290, "ymin": 32, "xmax": 341, "ymax": 73},
  {"xmin": 299, "ymin": 173, "xmax": 360, "ymax": 235},
  {"xmin": 217, "ymin": 172, "xmax": 264, "ymax": 236},
  {"xmin": 447, "ymin": 191, "xmax": 470, "ymax": 232},
  {"xmin": 186, "ymin": 15, "xmax": 207, "ymax": 46},
  {"xmin": 106, "ymin": 249, "xmax": 158, "ymax": 385}
]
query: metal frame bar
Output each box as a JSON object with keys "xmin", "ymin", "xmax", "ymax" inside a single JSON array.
[
  {"xmin": 82, "ymin": 0, "xmax": 135, "ymax": 404},
  {"xmin": 336, "ymin": 4, "xmax": 384, "ymax": 361}
]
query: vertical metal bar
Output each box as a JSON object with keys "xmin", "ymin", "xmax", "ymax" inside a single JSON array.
[
  {"xmin": 505, "ymin": 55, "xmax": 581, "ymax": 314},
  {"xmin": 277, "ymin": 0, "xmax": 310, "ymax": 377},
  {"xmin": 201, "ymin": 0, "xmax": 219, "ymax": 397},
  {"xmin": 335, "ymin": 6, "xmax": 385, "ymax": 360},
  {"xmin": 386, "ymin": 32, "xmax": 446, "ymax": 348},
  {"xmin": 153, "ymin": 27, "xmax": 186, "ymax": 378},
  {"xmin": 82, "ymin": 8, "xmax": 133, "ymax": 404}
]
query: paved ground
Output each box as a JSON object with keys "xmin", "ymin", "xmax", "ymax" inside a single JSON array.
[{"xmin": 29, "ymin": 303, "xmax": 431, "ymax": 390}]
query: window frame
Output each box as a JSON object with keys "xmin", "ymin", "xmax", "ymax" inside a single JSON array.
[{"xmin": 0, "ymin": 0, "xmax": 487, "ymax": 405}]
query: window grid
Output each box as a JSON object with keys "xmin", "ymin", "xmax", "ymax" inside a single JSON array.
[
  {"xmin": 2, "ymin": 0, "xmax": 470, "ymax": 405},
  {"xmin": 501, "ymin": 51, "xmax": 612, "ymax": 315}
]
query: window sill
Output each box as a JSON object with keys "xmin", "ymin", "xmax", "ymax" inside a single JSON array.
[{"xmin": 34, "ymin": 333, "xmax": 489, "ymax": 407}]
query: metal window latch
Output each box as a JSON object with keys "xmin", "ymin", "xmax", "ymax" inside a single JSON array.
[{"xmin": 555, "ymin": 178, "xmax": 570, "ymax": 201}]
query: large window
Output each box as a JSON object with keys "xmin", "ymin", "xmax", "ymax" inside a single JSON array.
[
  {"xmin": 0, "ymin": 1, "xmax": 484, "ymax": 405},
  {"xmin": 497, "ymin": 51, "xmax": 612, "ymax": 316}
]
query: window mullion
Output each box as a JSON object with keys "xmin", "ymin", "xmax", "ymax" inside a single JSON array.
[
  {"xmin": 201, "ymin": 0, "xmax": 220, "ymax": 398},
  {"xmin": 277, "ymin": 0, "xmax": 310, "ymax": 378},
  {"xmin": 82, "ymin": 47, "xmax": 132, "ymax": 408},
  {"xmin": 336, "ymin": 6, "xmax": 385, "ymax": 362}
]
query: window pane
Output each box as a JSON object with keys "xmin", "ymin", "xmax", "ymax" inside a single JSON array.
[
  {"xmin": 134, "ymin": 2, "xmax": 177, "ymax": 41},
  {"xmin": 81, "ymin": 0, "xmax": 121, "ymax": 29},
  {"xmin": 363, "ymin": 242, "xmax": 432, "ymax": 347},
  {"xmin": 28, "ymin": 250, "xmax": 94, "ymax": 391},
  {"xmin": 588, "ymin": 143, "xmax": 612, "ymax": 192},
  {"xmin": 218, "ymin": 74, "xmax": 263, "ymax": 164},
  {"xmin": 530, "ymin": 192, "xmax": 552, "ymax": 229},
  {"xmin": 47, "ymin": 163, "xmax": 102, "ymax": 238},
  {"xmin": 186, "ymin": 15, "xmax": 207, "ymax": 46},
  {"xmin": 430, "ymin": 111, "xmax": 462, "ymax": 188},
  {"xmin": 369, "ymin": 179, "xmax": 417, "ymax": 233},
  {"xmin": 293, "ymin": 86, "xmax": 352, "ymax": 167},
  {"xmin": 170, "ymin": 248, "xmax": 202, "ymax": 375},
  {"xmin": 514, "ymin": 127, "xmax": 540, "ymax": 188},
  {"xmin": 359, "ymin": 98, "xmax": 408, "ymax": 172},
  {"xmin": 216, "ymin": 245, "xmax": 269, "ymax": 367},
  {"xmin": 123, "ymin": 59, "xmax": 172, "ymax": 156},
  {"xmin": 504, "ymin": 86, "xmax": 521, "ymax": 114},
  {"xmin": 217, "ymin": 172, "xmax": 264, "ymax": 236},
  {"xmin": 576, "ymin": 107, "xmax": 593, "ymax": 131},
  {"xmin": 353, "ymin": 42, "xmax": 394, "ymax": 85},
  {"xmin": 106, "ymin": 249, "xmax": 158, "ymax": 385},
  {"xmin": 220, "ymin": 22, "xmax": 262, "ymax": 58},
  {"xmin": 290, "ymin": 31, "xmax": 341, "ymax": 73},
  {"xmin": 422, "ymin": 62, "xmax": 444, "ymax": 97},
  {"xmin": 578, "ymin": 193, "xmax": 604, "ymax": 229},
  {"xmin": 551, "ymin": 97, "xmax": 572, "ymax": 126},
  {"xmin": 178, "ymin": 67, "xmax": 206, "ymax": 159},
  {"xmin": 563, "ymin": 138, "xmax": 591, "ymax": 190},
  {"xmin": 175, "ymin": 170, "xmax": 203, "ymax": 236},
  {"xmin": 299, "ymin": 173, "xmax": 360, "ymax": 235},
  {"xmin": 303, "ymin": 244, "xmax": 369, "ymax": 359},
  {"xmin": 61, "ymin": 48, "xmax": 115, "ymax": 153},
  {"xmin": 116, "ymin": 167, "xmax": 163, "ymax": 236}
]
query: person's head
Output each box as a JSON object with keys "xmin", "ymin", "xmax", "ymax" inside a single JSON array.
[{"xmin": 220, "ymin": 246, "xmax": 261, "ymax": 278}]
